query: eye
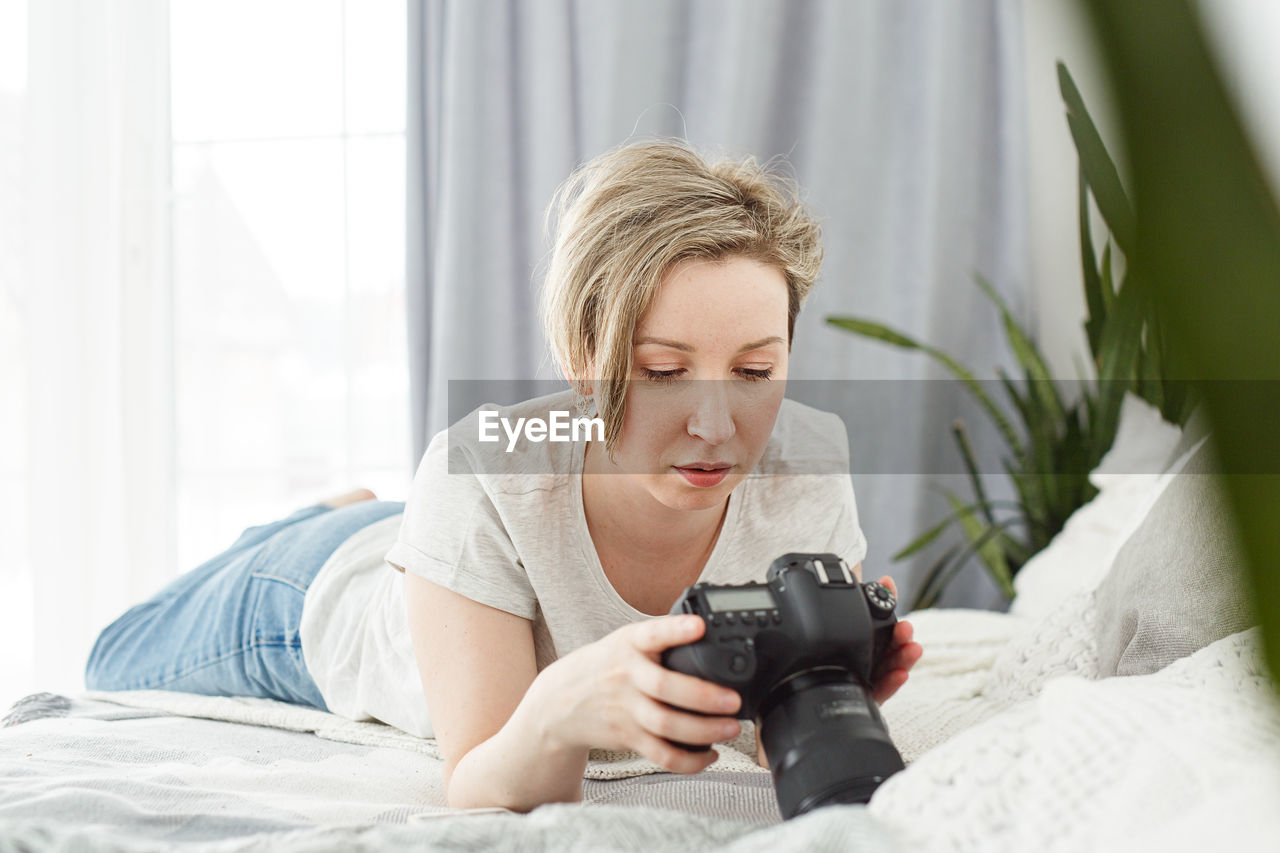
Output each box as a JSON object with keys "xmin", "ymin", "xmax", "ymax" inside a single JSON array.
[
  {"xmin": 642, "ymin": 367, "xmax": 685, "ymax": 383},
  {"xmin": 735, "ymin": 367, "xmax": 773, "ymax": 381}
]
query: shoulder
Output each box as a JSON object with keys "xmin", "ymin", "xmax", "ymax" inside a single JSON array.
[
  {"xmin": 723, "ymin": 403, "xmax": 866, "ymax": 578},
  {"xmin": 398, "ymin": 389, "xmax": 580, "ymax": 556},
  {"xmin": 432, "ymin": 388, "xmax": 583, "ymax": 496},
  {"xmin": 754, "ymin": 399, "xmax": 850, "ymax": 476},
  {"xmin": 736, "ymin": 400, "xmax": 856, "ymax": 536}
]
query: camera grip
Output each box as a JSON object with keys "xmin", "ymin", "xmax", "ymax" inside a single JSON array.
[
  {"xmin": 659, "ymin": 642, "xmax": 736, "ymax": 754},
  {"xmin": 660, "ymin": 642, "xmax": 702, "ymax": 680}
]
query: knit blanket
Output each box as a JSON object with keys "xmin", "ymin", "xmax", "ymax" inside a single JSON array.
[
  {"xmin": 0, "ymin": 687, "xmax": 894, "ymax": 852},
  {"xmin": 5, "ymin": 582, "xmax": 1277, "ymax": 851},
  {"xmin": 3, "ymin": 620, "xmax": 1276, "ymax": 851},
  {"xmin": 872, "ymin": 610, "xmax": 1280, "ymax": 853},
  {"xmin": 71, "ymin": 686, "xmax": 768, "ymax": 780}
]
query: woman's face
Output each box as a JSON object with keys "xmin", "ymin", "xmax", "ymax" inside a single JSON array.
[{"xmin": 611, "ymin": 255, "xmax": 790, "ymax": 512}]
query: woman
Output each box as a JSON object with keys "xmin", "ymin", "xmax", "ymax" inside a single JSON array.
[{"xmin": 86, "ymin": 138, "xmax": 923, "ymax": 812}]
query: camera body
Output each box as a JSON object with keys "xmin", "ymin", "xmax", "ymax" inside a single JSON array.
[
  {"xmin": 662, "ymin": 553, "xmax": 898, "ymax": 719},
  {"xmin": 661, "ymin": 553, "xmax": 906, "ymax": 818}
]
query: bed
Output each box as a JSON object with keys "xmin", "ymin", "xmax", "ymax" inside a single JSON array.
[{"xmin": 3, "ymin": 396, "xmax": 1277, "ymax": 852}]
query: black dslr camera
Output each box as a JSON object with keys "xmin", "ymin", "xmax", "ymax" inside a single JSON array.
[{"xmin": 660, "ymin": 553, "xmax": 906, "ymax": 819}]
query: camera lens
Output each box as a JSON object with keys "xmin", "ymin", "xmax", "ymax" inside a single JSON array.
[{"xmin": 758, "ymin": 668, "xmax": 905, "ymax": 819}]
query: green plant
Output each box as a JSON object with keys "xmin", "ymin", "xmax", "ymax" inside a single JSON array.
[
  {"xmin": 1079, "ymin": 0, "xmax": 1280, "ymax": 689},
  {"xmin": 826, "ymin": 63, "xmax": 1195, "ymax": 610}
]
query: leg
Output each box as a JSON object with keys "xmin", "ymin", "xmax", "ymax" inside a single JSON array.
[
  {"xmin": 157, "ymin": 490, "xmax": 378, "ymax": 603},
  {"xmin": 85, "ymin": 495, "xmax": 404, "ymax": 709},
  {"xmin": 319, "ymin": 488, "xmax": 378, "ymax": 508}
]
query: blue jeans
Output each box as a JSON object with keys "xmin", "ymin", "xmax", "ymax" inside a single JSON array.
[{"xmin": 85, "ymin": 500, "xmax": 405, "ymax": 710}]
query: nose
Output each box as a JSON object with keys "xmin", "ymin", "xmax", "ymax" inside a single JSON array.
[{"xmin": 686, "ymin": 382, "xmax": 736, "ymax": 445}]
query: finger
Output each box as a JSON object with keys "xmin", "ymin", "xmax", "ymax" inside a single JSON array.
[
  {"xmin": 881, "ymin": 641, "xmax": 924, "ymax": 674},
  {"xmin": 872, "ymin": 669, "xmax": 910, "ymax": 705},
  {"xmin": 631, "ymin": 657, "xmax": 741, "ymax": 715},
  {"xmin": 873, "ymin": 664, "xmax": 911, "ymax": 698},
  {"xmin": 878, "ymin": 575, "xmax": 898, "ymax": 596},
  {"xmin": 879, "ymin": 635, "xmax": 923, "ymax": 665},
  {"xmin": 629, "ymin": 614, "xmax": 705, "ymax": 654},
  {"xmin": 874, "ymin": 622, "xmax": 915, "ymax": 675},
  {"xmin": 630, "ymin": 727, "xmax": 721, "ymax": 775},
  {"xmin": 634, "ymin": 695, "xmax": 740, "ymax": 748}
]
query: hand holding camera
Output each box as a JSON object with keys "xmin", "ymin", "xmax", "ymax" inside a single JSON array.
[
  {"xmin": 660, "ymin": 553, "xmax": 911, "ymax": 819},
  {"xmin": 523, "ymin": 612, "xmax": 747, "ymax": 776}
]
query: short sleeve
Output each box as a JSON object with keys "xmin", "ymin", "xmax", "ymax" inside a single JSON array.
[
  {"xmin": 824, "ymin": 472, "xmax": 869, "ymax": 573},
  {"xmin": 817, "ymin": 411, "xmax": 868, "ymax": 573},
  {"xmin": 385, "ymin": 428, "xmax": 538, "ymax": 620}
]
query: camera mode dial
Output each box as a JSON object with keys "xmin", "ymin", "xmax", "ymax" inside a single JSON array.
[{"xmin": 863, "ymin": 581, "xmax": 896, "ymax": 615}]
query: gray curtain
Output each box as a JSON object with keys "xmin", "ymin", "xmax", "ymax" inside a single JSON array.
[{"xmin": 407, "ymin": 0, "xmax": 1029, "ymax": 609}]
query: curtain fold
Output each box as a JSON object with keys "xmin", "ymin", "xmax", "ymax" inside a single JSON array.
[{"xmin": 407, "ymin": 0, "xmax": 1029, "ymax": 608}]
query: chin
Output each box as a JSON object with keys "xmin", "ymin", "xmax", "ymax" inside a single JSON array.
[{"xmin": 653, "ymin": 473, "xmax": 743, "ymax": 513}]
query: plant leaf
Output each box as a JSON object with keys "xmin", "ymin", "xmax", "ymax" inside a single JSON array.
[
  {"xmin": 1092, "ymin": 270, "xmax": 1146, "ymax": 450},
  {"xmin": 975, "ymin": 275, "xmax": 1067, "ymax": 427},
  {"xmin": 827, "ymin": 316, "xmax": 1027, "ymax": 464},
  {"xmin": 1082, "ymin": 0, "xmax": 1280, "ymax": 685},
  {"xmin": 910, "ymin": 544, "xmax": 962, "ymax": 611},
  {"xmin": 1079, "ymin": 168, "xmax": 1106, "ymax": 358},
  {"xmin": 951, "ymin": 419, "xmax": 997, "ymax": 527},
  {"xmin": 1058, "ymin": 60, "xmax": 1137, "ymax": 256},
  {"xmin": 946, "ymin": 491, "xmax": 1016, "ymax": 596},
  {"xmin": 1099, "ymin": 241, "xmax": 1118, "ymax": 314},
  {"xmin": 913, "ymin": 517, "xmax": 1022, "ymax": 608}
]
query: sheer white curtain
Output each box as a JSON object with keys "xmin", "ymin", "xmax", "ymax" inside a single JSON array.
[
  {"xmin": 6, "ymin": 0, "xmax": 175, "ymax": 704},
  {"xmin": 1, "ymin": 0, "xmax": 411, "ymax": 709}
]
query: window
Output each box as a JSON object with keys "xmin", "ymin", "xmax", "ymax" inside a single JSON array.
[
  {"xmin": 0, "ymin": 0, "xmax": 410, "ymax": 705},
  {"xmin": 169, "ymin": 0, "xmax": 409, "ymax": 568}
]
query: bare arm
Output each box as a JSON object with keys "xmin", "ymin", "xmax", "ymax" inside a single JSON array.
[{"xmin": 404, "ymin": 573, "xmax": 588, "ymax": 810}]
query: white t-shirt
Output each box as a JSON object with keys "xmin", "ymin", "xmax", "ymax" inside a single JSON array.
[{"xmin": 299, "ymin": 390, "xmax": 868, "ymax": 738}]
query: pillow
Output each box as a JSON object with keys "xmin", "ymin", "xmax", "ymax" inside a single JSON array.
[
  {"xmin": 1093, "ymin": 438, "xmax": 1256, "ymax": 677},
  {"xmin": 1160, "ymin": 403, "xmax": 1211, "ymax": 473},
  {"xmin": 1009, "ymin": 475, "xmax": 1167, "ymax": 618},
  {"xmin": 1010, "ymin": 393, "xmax": 1185, "ymax": 618},
  {"xmin": 1088, "ymin": 392, "xmax": 1184, "ymax": 489}
]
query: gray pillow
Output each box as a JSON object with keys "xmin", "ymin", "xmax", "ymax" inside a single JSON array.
[
  {"xmin": 1094, "ymin": 439, "xmax": 1256, "ymax": 677},
  {"xmin": 1159, "ymin": 404, "xmax": 1211, "ymax": 473}
]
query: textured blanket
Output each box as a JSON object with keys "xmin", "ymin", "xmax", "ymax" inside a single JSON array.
[
  {"xmin": 70, "ymin": 686, "xmax": 769, "ymax": 779},
  {"xmin": 4, "ymin": 607, "xmax": 1278, "ymax": 851},
  {"xmin": 872, "ymin": 611, "xmax": 1280, "ymax": 853},
  {"xmin": 0, "ymin": 690, "xmax": 897, "ymax": 851}
]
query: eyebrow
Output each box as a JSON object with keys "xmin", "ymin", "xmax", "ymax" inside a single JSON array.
[{"xmin": 633, "ymin": 335, "xmax": 786, "ymax": 354}]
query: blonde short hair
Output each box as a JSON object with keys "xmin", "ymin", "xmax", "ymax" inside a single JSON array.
[{"xmin": 539, "ymin": 138, "xmax": 823, "ymax": 452}]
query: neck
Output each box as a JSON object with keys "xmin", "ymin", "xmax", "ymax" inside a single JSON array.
[{"xmin": 580, "ymin": 440, "xmax": 729, "ymax": 567}]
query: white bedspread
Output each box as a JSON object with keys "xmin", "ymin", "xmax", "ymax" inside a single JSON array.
[
  {"xmin": 3, "ymin": 596, "xmax": 1277, "ymax": 850},
  {"xmin": 0, "ymin": 688, "xmax": 896, "ymax": 851},
  {"xmin": 872, "ymin": 609, "xmax": 1280, "ymax": 853}
]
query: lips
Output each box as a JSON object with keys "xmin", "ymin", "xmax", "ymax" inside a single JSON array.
[{"xmin": 674, "ymin": 462, "xmax": 733, "ymax": 487}]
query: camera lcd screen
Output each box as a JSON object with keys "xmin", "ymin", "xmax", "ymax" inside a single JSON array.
[{"xmin": 705, "ymin": 587, "xmax": 776, "ymax": 612}]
